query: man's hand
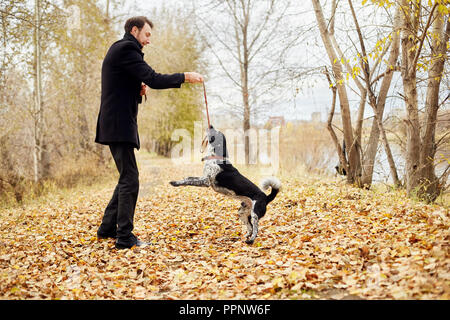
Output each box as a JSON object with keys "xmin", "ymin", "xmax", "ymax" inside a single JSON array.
[
  {"xmin": 140, "ymin": 83, "xmax": 148, "ymax": 102},
  {"xmin": 184, "ymin": 72, "xmax": 204, "ymax": 83},
  {"xmin": 140, "ymin": 84, "xmax": 148, "ymax": 96}
]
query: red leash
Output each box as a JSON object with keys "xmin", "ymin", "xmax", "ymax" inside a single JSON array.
[
  {"xmin": 200, "ymin": 82, "xmax": 211, "ymax": 153},
  {"xmin": 203, "ymin": 82, "xmax": 211, "ymax": 128}
]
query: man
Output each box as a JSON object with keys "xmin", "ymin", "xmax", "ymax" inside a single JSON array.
[{"xmin": 95, "ymin": 16, "xmax": 203, "ymax": 249}]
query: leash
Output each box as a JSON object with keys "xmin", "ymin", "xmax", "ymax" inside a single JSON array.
[
  {"xmin": 203, "ymin": 82, "xmax": 211, "ymax": 128},
  {"xmin": 200, "ymin": 82, "xmax": 211, "ymax": 153}
]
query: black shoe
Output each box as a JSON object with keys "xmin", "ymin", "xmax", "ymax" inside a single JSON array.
[
  {"xmin": 97, "ymin": 231, "xmax": 117, "ymax": 240},
  {"xmin": 115, "ymin": 239, "xmax": 151, "ymax": 250}
]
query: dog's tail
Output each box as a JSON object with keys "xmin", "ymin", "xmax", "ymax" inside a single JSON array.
[{"xmin": 261, "ymin": 177, "xmax": 282, "ymax": 204}]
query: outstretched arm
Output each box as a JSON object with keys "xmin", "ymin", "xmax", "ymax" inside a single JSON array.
[{"xmin": 119, "ymin": 43, "xmax": 204, "ymax": 89}]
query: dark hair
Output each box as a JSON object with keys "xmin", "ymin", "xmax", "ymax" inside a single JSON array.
[{"xmin": 124, "ymin": 16, "xmax": 153, "ymax": 33}]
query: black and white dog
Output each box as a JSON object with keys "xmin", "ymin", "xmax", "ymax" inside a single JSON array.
[{"xmin": 169, "ymin": 126, "xmax": 281, "ymax": 244}]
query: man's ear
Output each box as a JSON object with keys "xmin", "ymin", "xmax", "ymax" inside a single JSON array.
[{"xmin": 131, "ymin": 26, "xmax": 139, "ymax": 35}]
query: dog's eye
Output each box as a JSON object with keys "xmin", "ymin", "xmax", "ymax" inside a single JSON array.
[{"xmin": 209, "ymin": 136, "xmax": 215, "ymax": 143}]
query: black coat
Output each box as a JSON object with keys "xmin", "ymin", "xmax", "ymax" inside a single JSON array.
[{"xmin": 95, "ymin": 33, "xmax": 185, "ymax": 149}]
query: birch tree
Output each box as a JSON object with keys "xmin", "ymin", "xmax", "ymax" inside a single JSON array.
[{"xmin": 33, "ymin": 0, "xmax": 48, "ymax": 182}]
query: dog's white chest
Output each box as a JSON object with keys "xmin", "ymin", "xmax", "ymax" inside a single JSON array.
[
  {"xmin": 202, "ymin": 160, "xmax": 234, "ymax": 195},
  {"xmin": 203, "ymin": 160, "xmax": 221, "ymax": 181}
]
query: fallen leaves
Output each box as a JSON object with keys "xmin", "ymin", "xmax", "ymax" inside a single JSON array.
[
  {"xmin": 359, "ymin": 246, "xmax": 370, "ymax": 258},
  {"xmin": 0, "ymin": 155, "xmax": 449, "ymax": 300}
]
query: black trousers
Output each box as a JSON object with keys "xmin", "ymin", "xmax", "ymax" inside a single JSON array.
[{"xmin": 98, "ymin": 143, "xmax": 139, "ymax": 246}]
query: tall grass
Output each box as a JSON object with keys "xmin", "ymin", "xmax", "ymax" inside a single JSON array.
[
  {"xmin": 279, "ymin": 122, "xmax": 336, "ymax": 177},
  {"xmin": 0, "ymin": 153, "xmax": 115, "ymax": 209}
]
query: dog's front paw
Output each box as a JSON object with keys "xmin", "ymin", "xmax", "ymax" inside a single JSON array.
[{"xmin": 245, "ymin": 238, "xmax": 254, "ymax": 245}]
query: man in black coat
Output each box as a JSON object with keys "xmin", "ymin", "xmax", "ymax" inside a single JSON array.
[{"xmin": 95, "ymin": 16, "xmax": 203, "ymax": 249}]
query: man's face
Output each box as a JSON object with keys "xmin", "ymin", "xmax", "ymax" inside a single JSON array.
[{"xmin": 131, "ymin": 23, "xmax": 152, "ymax": 47}]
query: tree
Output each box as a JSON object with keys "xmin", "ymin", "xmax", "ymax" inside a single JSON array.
[
  {"xmin": 399, "ymin": 0, "xmax": 449, "ymax": 201},
  {"xmin": 32, "ymin": 0, "xmax": 48, "ymax": 182},
  {"xmin": 0, "ymin": 0, "xmax": 121, "ymax": 199},
  {"xmin": 194, "ymin": 0, "xmax": 302, "ymax": 164},
  {"xmin": 312, "ymin": 0, "xmax": 363, "ymax": 186},
  {"xmin": 347, "ymin": 0, "xmax": 402, "ymax": 187},
  {"xmin": 420, "ymin": 6, "xmax": 450, "ymax": 201},
  {"xmin": 311, "ymin": 0, "xmax": 448, "ymax": 194}
]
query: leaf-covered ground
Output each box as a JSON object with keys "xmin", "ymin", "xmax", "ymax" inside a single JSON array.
[{"xmin": 0, "ymin": 154, "xmax": 449, "ymax": 300}]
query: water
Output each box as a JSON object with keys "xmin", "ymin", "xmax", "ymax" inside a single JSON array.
[{"xmin": 325, "ymin": 144, "xmax": 449, "ymax": 185}]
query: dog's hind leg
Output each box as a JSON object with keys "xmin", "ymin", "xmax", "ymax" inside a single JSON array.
[
  {"xmin": 238, "ymin": 199, "xmax": 252, "ymax": 239},
  {"xmin": 169, "ymin": 177, "xmax": 210, "ymax": 187},
  {"xmin": 245, "ymin": 212, "xmax": 259, "ymax": 244},
  {"xmin": 246, "ymin": 200, "xmax": 266, "ymax": 244}
]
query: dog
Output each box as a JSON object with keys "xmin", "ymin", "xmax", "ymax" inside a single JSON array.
[{"xmin": 169, "ymin": 126, "xmax": 281, "ymax": 244}]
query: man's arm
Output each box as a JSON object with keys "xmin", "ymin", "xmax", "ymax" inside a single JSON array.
[
  {"xmin": 120, "ymin": 47, "xmax": 184, "ymax": 89},
  {"xmin": 120, "ymin": 45, "xmax": 203, "ymax": 88}
]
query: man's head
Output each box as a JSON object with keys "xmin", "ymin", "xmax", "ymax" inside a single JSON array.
[{"xmin": 124, "ymin": 16, "xmax": 153, "ymax": 47}]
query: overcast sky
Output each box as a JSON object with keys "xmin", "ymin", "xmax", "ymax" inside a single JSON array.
[{"xmin": 103, "ymin": 0, "xmax": 410, "ymax": 125}]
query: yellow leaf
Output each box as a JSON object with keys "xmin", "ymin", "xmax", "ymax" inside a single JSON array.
[
  {"xmin": 272, "ymin": 277, "xmax": 285, "ymax": 288},
  {"xmin": 10, "ymin": 287, "xmax": 19, "ymax": 293},
  {"xmin": 397, "ymin": 246, "xmax": 410, "ymax": 257}
]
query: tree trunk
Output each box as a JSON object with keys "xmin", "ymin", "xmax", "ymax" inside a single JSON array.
[
  {"xmin": 330, "ymin": 0, "xmax": 366, "ymax": 184},
  {"xmin": 324, "ymin": 69, "xmax": 349, "ymax": 175},
  {"xmin": 33, "ymin": 0, "xmax": 47, "ymax": 182},
  {"xmin": 360, "ymin": 6, "xmax": 401, "ymax": 187},
  {"xmin": 418, "ymin": 15, "xmax": 449, "ymax": 201},
  {"xmin": 312, "ymin": 0, "xmax": 362, "ymax": 186},
  {"xmin": 400, "ymin": 0, "xmax": 421, "ymax": 196},
  {"xmin": 242, "ymin": 55, "xmax": 250, "ymax": 165},
  {"xmin": 238, "ymin": 3, "xmax": 251, "ymax": 165},
  {"xmin": 373, "ymin": 103, "xmax": 402, "ymax": 187}
]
